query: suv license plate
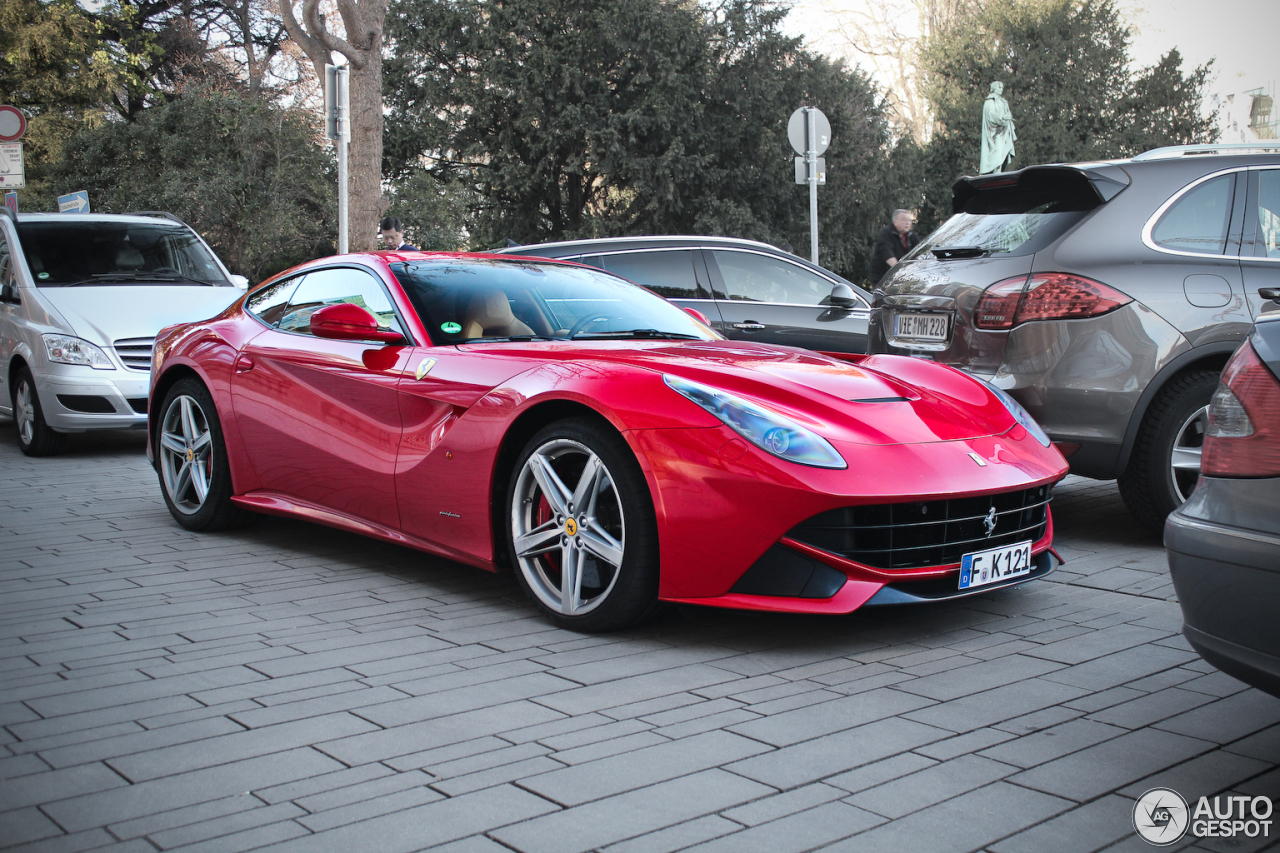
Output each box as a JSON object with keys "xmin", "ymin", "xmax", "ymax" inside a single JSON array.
[
  {"xmin": 894, "ymin": 312, "xmax": 948, "ymax": 341},
  {"xmin": 959, "ymin": 540, "xmax": 1033, "ymax": 590}
]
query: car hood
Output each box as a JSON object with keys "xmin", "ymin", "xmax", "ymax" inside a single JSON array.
[
  {"xmin": 38, "ymin": 286, "xmax": 241, "ymax": 345},
  {"xmin": 467, "ymin": 339, "xmax": 1019, "ymax": 445}
]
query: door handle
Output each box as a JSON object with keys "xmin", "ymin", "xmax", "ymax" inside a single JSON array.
[
  {"xmin": 733, "ymin": 322, "xmax": 766, "ymax": 330},
  {"xmin": 234, "ymin": 354, "xmax": 255, "ymax": 373}
]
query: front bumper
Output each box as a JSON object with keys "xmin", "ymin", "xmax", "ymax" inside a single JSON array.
[
  {"xmin": 36, "ymin": 368, "xmax": 150, "ymax": 432},
  {"xmin": 1166, "ymin": 489, "xmax": 1280, "ymax": 698},
  {"xmin": 630, "ymin": 421, "xmax": 1068, "ymax": 612}
]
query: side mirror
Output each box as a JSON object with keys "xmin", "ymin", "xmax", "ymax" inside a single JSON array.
[
  {"xmin": 230, "ymin": 274, "xmax": 249, "ymax": 290},
  {"xmin": 825, "ymin": 283, "xmax": 858, "ymax": 309},
  {"xmin": 310, "ymin": 303, "xmax": 405, "ymax": 344},
  {"xmin": 682, "ymin": 306, "xmax": 712, "ymax": 326}
]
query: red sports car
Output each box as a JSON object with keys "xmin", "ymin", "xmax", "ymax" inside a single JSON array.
[{"xmin": 148, "ymin": 252, "xmax": 1068, "ymax": 631}]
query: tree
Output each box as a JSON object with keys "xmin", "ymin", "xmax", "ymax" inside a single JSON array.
[
  {"xmin": 53, "ymin": 83, "xmax": 336, "ymax": 279},
  {"xmin": 384, "ymin": 0, "xmax": 901, "ymax": 279},
  {"xmin": 280, "ymin": 0, "xmax": 389, "ymax": 251},
  {"xmin": 0, "ymin": 0, "xmax": 134, "ymax": 206},
  {"xmin": 917, "ymin": 0, "xmax": 1216, "ymax": 224},
  {"xmin": 811, "ymin": 0, "xmax": 974, "ymax": 142}
]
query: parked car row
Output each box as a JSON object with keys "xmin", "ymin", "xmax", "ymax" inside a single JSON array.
[{"xmin": 5, "ymin": 146, "xmax": 1278, "ymax": 680}]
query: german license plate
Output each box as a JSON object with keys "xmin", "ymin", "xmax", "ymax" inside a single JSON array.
[
  {"xmin": 958, "ymin": 540, "xmax": 1033, "ymax": 590},
  {"xmin": 894, "ymin": 312, "xmax": 948, "ymax": 342}
]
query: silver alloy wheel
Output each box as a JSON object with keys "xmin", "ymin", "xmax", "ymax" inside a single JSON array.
[
  {"xmin": 511, "ymin": 438, "xmax": 626, "ymax": 617},
  {"xmin": 14, "ymin": 378, "xmax": 35, "ymax": 446},
  {"xmin": 1169, "ymin": 403, "xmax": 1209, "ymax": 503},
  {"xmin": 159, "ymin": 394, "xmax": 214, "ymax": 515}
]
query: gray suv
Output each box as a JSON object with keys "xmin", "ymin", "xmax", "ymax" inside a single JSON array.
[
  {"xmin": 497, "ymin": 236, "xmax": 873, "ymax": 353},
  {"xmin": 870, "ymin": 143, "xmax": 1280, "ymax": 532}
]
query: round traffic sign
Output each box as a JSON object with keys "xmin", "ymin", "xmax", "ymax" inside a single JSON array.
[
  {"xmin": 788, "ymin": 107, "xmax": 831, "ymax": 156},
  {"xmin": 0, "ymin": 106, "xmax": 26, "ymax": 143}
]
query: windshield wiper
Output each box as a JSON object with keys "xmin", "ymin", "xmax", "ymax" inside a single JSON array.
[
  {"xmin": 94, "ymin": 273, "xmax": 216, "ymax": 285},
  {"xmin": 930, "ymin": 246, "xmax": 991, "ymax": 260},
  {"xmin": 570, "ymin": 329, "xmax": 703, "ymax": 340},
  {"xmin": 461, "ymin": 334, "xmax": 568, "ymax": 343}
]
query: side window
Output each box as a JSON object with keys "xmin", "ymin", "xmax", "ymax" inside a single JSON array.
[
  {"xmin": 278, "ymin": 267, "xmax": 404, "ymax": 337},
  {"xmin": 600, "ymin": 251, "xmax": 701, "ymax": 299},
  {"xmin": 1254, "ymin": 170, "xmax": 1280, "ymax": 258},
  {"xmin": 245, "ymin": 276, "xmax": 302, "ymax": 327},
  {"xmin": 0, "ymin": 233, "xmax": 12, "ymax": 290},
  {"xmin": 710, "ymin": 250, "xmax": 843, "ymax": 307},
  {"xmin": 1152, "ymin": 174, "xmax": 1235, "ymax": 255}
]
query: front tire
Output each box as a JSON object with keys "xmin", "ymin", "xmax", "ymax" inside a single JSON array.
[
  {"xmin": 12, "ymin": 367, "xmax": 67, "ymax": 457},
  {"xmin": 1118, "ymin": 369, "xmax": 1218, "ymax": 534},
  {"xmin": 156, "ymin": 377, "xmax": 256, "ymax": 531},
  {"xmin": 507, "ymin": 417, "xmax": 660, "ymax": 631}
]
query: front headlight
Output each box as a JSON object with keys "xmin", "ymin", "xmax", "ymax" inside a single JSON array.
[
  {"xmin": 43, "ymin": 334, "xmax": 115, "ymax": 370},
  {"xmin": 980, "ymin": 379, "xmax": 1050, "ymax": 447},
  {"xmin": 664, "ymin": 374, "xmax": 846, "ymax": 469}
]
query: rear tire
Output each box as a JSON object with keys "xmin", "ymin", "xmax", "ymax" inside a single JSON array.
[
  {"xmin": 506, "ymin": 417, "xmax": 660, "ymax": 632},
  {"xmin": 156, "ymin": 377, "xmax": 257, "ymax": 531},
  {"xmin": 1118, "ymin": 369, "xmax": 1219, "ymax": 534},
  {"xmin": 12, "ymin": 367, "xmax": 67, "ymax": 457}
]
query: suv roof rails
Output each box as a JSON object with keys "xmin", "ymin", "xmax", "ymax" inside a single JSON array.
[
  {"xmin": 126, "ymin": 210, "xmax": 187, "ymax": 225},
  {"xmin": 1133, "ymin": 143, "xmax": 1280, "ymax": 161}
]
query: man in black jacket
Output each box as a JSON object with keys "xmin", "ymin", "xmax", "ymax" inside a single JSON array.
[
  {"xmin": 380, "ymin": 217, "xmax": 418, "ymax": 251},
  {"xmin": 868, "ymin": 209, "xmax": 918, "ymax": 284}
]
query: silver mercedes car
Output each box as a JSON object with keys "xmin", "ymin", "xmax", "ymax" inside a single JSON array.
[{"xmin": 0, "ymin": 210, "xmax": 245, "ymax": 455}]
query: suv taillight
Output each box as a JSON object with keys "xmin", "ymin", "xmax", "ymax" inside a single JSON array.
[
  {"xmin": 1201, "ymin": 342, "xmax": 1280, "ymax": 477},
  {"xmin": 974, "ymin": 273, "xmax": 1133, "ymax": 330}
]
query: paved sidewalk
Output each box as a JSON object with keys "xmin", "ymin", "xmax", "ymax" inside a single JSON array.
[{"xmin": 1, "ymin": 425, "xmax": 1277, "ymax": 853}]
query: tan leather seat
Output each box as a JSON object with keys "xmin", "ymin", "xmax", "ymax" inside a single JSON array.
[{"xmin": 461, "ymin": 289, "xmax": 535, "ymax": 339}]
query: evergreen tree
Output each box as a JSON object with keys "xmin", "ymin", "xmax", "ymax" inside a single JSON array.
[
  {"xmin": 916, "ymin": 0, "xmax": 1215, "ymax": 228},
  {"xmin": 53, "ymin": 84, "xmax": 337, "ymax": 280}
]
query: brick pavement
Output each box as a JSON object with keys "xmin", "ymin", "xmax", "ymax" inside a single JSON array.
[{"xmin": 1, "ymin": 425, "xmax": 1277, "ymax": 852}]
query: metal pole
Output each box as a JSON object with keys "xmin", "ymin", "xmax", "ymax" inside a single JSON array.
[
  {"xmin": 806, "ymin": 107, "xmax": 819, "ymax": 265},
  {"xmin": 337, "ymin": 66, "xmax": 349, "ymax": 255}
]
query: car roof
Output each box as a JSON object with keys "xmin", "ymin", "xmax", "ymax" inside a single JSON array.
[
  {"xmin": 12, "ymin": 212, "xmax": 192, "ymax": 227},
  {"xmin": 495, "ymin": 235, "xmax": 792, "ymax": 254}
]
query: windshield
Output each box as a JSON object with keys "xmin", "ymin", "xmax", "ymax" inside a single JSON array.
[
  {"xmin": 15, "ymin": 220, "xmax": 232, "ymax": 286},
  {"xmin": 391, "ymin": 258, "xmax": 719, "ymax": 344}
]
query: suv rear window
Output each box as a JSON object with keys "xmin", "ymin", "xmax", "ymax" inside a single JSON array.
[
  {"xmin": 15, "ymin": 220, "xmax": 231, "ymax": 286},
  {"xmin": 914, "ymin": 170, "xmax": 1101, "ymax": 258}
]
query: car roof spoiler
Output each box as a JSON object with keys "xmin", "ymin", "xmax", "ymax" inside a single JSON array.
[{"xmin": 952, "ymin": 164, "xmax": 1131, "ymax": 214}]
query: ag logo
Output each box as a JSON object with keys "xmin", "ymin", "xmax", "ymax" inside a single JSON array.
[{"xmin": 1134, "ymin": 787, "xmax": 1190, "ymax": 845}]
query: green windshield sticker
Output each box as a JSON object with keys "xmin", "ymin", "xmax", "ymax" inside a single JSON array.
[
  {"xmin": 441, "ymin": 322, "xmax": 461, "ymax": 334},
  {"xmin": 38, "ymin": 272, "xmax": 49, "ymax": 279}
]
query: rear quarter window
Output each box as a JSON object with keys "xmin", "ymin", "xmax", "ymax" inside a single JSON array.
[{"xmin": 1151, "ymin": 174, "xmax": 1235, "ymax": 255}]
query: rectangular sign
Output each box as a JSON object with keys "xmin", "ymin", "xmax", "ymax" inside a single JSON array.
[
  {"xmin": 0, "ymin": 143, "xmax": 24, "ymax": 188},
  {"xmin": 793, "ymin": 156, "xmax": 826, "ymax": 185},
  {"xmin": 58, "ymin": 190, "xmax": 90, "ymax": 213},
  {"xmin": 4, "ymin": 191, "xmax": 16, "ymax": 216}
]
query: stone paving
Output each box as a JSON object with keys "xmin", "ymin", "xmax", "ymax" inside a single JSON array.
[{"xmin": 1, "ymin": 424, "xmax": 1278, "ymax": 853}]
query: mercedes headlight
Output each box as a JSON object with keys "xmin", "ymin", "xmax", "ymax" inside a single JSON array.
[
  {"xmin": 665, "ymin": 375, "xmax": 846, "ymax": 469},
  {"xmin": 980, "ymin": 379, "xmax": 1050, "ymax": 447},
  {"xmin": 43, "ymin": 335, "xmax": 115, "ymax": 370}
]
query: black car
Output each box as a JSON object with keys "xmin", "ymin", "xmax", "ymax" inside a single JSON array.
[
  {"xmin": 497, "ymin": 236, "xmax": 873, "ymax": 353},
  {"xmin": 1166, "ymin": 292, "xmax": 1280, "ymax": 697}
]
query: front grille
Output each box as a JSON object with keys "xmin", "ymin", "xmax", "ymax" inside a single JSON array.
[
  {"xmin": 114, "ymin": 337, "xmax": 155, "ymax": 372},
  {"xmin": 787, "ymin": 485, "xmax": 1051, "ymax": 570}
]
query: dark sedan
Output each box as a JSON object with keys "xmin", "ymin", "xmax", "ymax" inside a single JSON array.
[
  {"xmin": 1166, "ymin": 291, "xmax": 1280, "ymax": 697},
  {"xmin": 497, "ymin": 236, "xmax": 873, "ymax": 353}
]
